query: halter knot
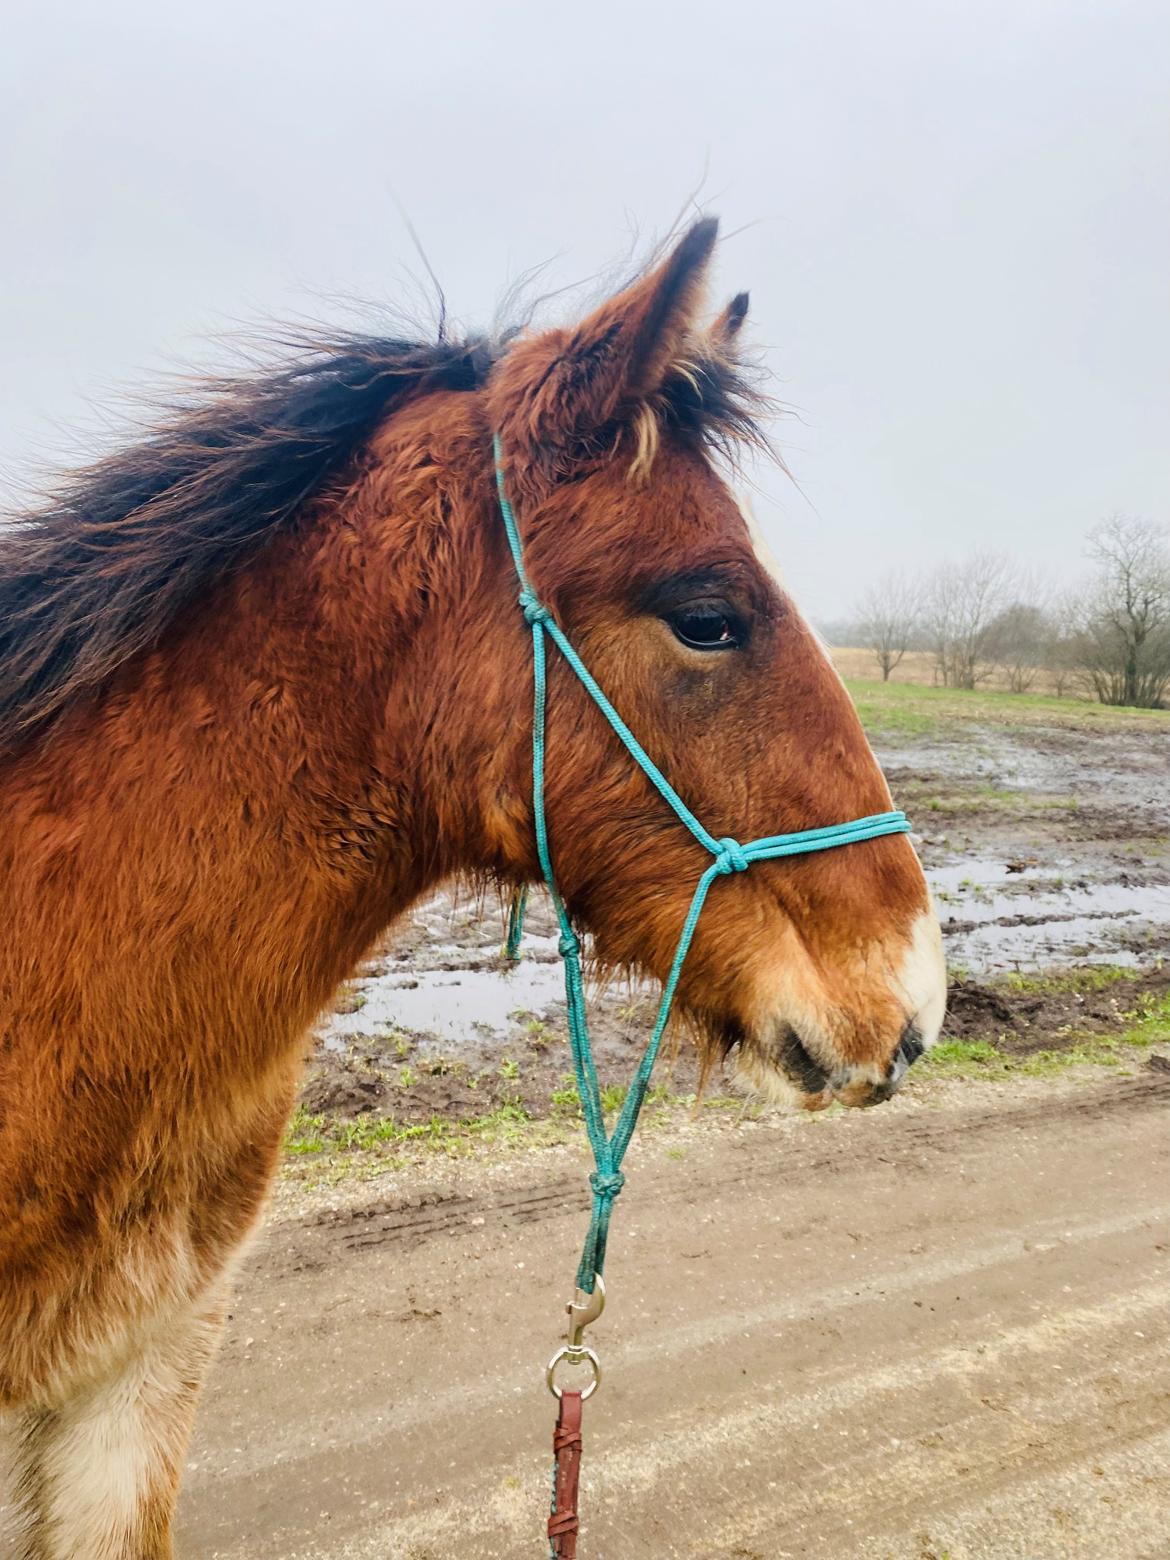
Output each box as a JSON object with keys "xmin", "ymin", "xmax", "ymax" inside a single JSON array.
[
  {"xmin": 518, "ymin": 586, "xmax": 551, "ymax": 626},
  {"xmin": 713, "ymin": 837, "xmax": 749, "ymax": 875},
  {"xmin": 589, "ymin": 1169, "xmax": 626, "ymax": 1202},
  {"xmin": 558, "ymin": 930, "xmax": 581, "ymax": 959}
]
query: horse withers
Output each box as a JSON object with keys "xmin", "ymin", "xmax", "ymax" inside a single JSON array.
[{"xmin": 0, "ymin": 219, "xmax": 944, "ymax": 1557}]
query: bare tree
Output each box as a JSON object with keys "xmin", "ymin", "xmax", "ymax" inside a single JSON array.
[
  {"xmin": 922, "ymin": 553, "xmax": 1014, "ymax": 690},
  {"xmin": 853, "ymin": 573, "xmax": 921, "ymax": 681},
  {"xmin": 1042, "ymin": 589, "xmax": 1083, "ymax": 698},
  {"xmin": 1074, "ymin": 515, "xmax": 1170, "ymax": 708},
  {"xmin": 987, "ymin": 600, "xmax": 1049, "ymax": 692}
]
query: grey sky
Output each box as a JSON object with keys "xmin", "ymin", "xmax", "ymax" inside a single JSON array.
[{"xmin": 2, "ymin": 0, "xmax": 1166, "ymax": 621}]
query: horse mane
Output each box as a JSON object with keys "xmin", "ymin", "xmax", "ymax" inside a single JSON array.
[
  {"xmin": 0, "ymin": 329, "xmax": 501, "ymax": 751},
  {"xmin": 0, "ymin": 309, "xmax": 765, "ymax": 753}
]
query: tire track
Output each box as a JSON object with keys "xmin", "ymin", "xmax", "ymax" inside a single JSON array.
[{"xmin": 256, "ymin": 1068, "xmax": 1170, "ymax": 1278}]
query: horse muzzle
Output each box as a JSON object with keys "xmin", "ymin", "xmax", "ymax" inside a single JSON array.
[{"xmin": 759, "ymin": 1020, "xmax": 929, "ymax": 1111}]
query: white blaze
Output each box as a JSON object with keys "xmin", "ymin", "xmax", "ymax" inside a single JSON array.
[{"xmin": 894, "ymin": 906, "xmax": 948, "ymax": 1049}]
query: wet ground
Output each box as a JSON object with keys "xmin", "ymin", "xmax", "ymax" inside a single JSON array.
[
  {"xmin": 892, "ymin": 720, "xmax": 1170, "ymax": 973},
  {"xmin": 303, "ymin": 715, "xmax": 1170, "ymax": 1127}
]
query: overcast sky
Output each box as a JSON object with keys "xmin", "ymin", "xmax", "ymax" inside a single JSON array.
[{"xmin": 2, "ymin": 0, "xmax": 1166, "ymax": 621}]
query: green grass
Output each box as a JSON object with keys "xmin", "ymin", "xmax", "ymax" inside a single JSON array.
[
  {"xmin": 285, "ymin": 1104, "xmax": 329, "ymax": 1154},
  {"xmin": 998, "ymin": 965, "xmax": 1137, "ymax": 995},
  {"xmin": 548, "ymin": 1074, "xmax": 696, "ymax": 1119},
  {"xmin": 332, "ymin": 982, "xmax": 368, "ymax": 1014},
  {"xmin": 600, "ymin": 1082, "xmax": 628, "ymax": 1113},
  {"xmin": 923, "ymin": 1035, "xmax": 1123, "ymax": 1079},
  {"xmin": 844, "ymin": 677, "xmax": 1170, "ymax": 738},
  {"xmin": 914, "ymin": 785, "xmax": 1077, "ymax": 816},
  {"xmin": 284, "ymin": 1099, "xmax": 538, "ymax": 1165},
  {"xmin": 522, "ymin": 1018, "xmax": 554, "ymax": 1051},
  {"xmin": 1122, "ymin": 988, "xmax": 1170, "ymax": 1046},
  {"xmin": 920, "ymin": 990, "xmax": 1170, "ymax": 1080},
  {"xmin": 282, "ymin": 1078, "xmax": 748, "ymax": 1183},
  {"xmin": 549, "ymin": 1078, "xmax": 581, "ymax": 1114},
  {"xmin": 890, "ymin": 775, "xmax": 1085, "ymax": 826}
]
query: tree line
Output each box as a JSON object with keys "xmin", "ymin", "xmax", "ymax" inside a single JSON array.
[{"xmin": 834, "ymin": 515, "xmax": 1170, "ymax": 708}]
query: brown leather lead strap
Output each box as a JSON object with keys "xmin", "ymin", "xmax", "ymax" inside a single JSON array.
[{"xmin": 548, "ymin": 1389, "xmax": 584, "ymax": 1558}]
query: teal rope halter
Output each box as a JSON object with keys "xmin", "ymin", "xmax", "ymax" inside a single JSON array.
[{"xmin": 493, "ymin": 434, "xmax": 910, "ymax": 1294}]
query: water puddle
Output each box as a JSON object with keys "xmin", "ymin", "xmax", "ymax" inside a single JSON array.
[
  {"xmin": 927, "ymin": 859, "xmax": 1170, "ymax": 973},
  {"xmin": 325, "ymin": 957, "xmax": 569, "ymax": 1048}
]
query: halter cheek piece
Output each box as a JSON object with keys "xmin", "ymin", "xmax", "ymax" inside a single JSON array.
[{"xmin": 492, "ymin": 435, "xmax": 910, "ymax": 1549}]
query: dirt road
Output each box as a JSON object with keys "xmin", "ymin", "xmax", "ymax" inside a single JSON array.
[
  {"xmin": 138, "ymin": 700, "xmax": 1170, "ymax": 1555},
  {"xmin": 178, "ymin": 1061, "xmax": 1170, "ymax": 1559}
]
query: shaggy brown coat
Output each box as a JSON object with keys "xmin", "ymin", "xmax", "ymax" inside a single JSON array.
[{"xmin": 0, "ymin": 220, "xmax": 940, "ymax": 1557}]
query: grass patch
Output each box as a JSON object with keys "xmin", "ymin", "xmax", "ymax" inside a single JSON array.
[
  {"xmin": 283, "ymin": 1082, "xmax": 745, "ymax": 1185},
  {"xmin": 285, "ymin": 1104, "xmax": 329, "ymax": 1154},
  {"xmin": 999, "ymin": 965, "xmax": 1136, "ymax": 995},
  {"xmin": 548, "ymin": 1074, "xmax": 713, "ymax": 1121},
  {"xmin": 916, "ymin": 785, "xmax": 1068, "ymax": 816},
  {"xmin": 921, "ymin": 990, "xmax": 1170, "ymax": 1081},
  {"xmin": 284, "ymin": 1100, "xmax": 543, "ymax": 1177},
  {"xmin": 922, "ymin": 1038, "xmax": 1006, "ymax": 1076},
  {"xmin": 1121, "ymin": 989, "xmax": 1170, "ymax": 1047},
  {"xmin": 924, "ymin": 1036, "xmax": 1121, "ymax": 1079},
  {"xmin": 332, "ymin": 981, "xmax": 367, "ymax": 1015},
  {"xmin": 892, "ymin": 775, "xmax": 1081, "ymax": 824},
  {"xmin": 844, "ymin": 677, "xmax": 1170, "ymax": 738},
  {"xmin": 286, "ymin": 980, "xmax": 1170, "ymax": 1185}
]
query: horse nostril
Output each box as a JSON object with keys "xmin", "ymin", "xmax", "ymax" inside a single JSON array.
[
  {"xmin": 776, "ymin": 1027, "xmax": 831, "ymax": 1094},
  {"xmin": 895, "ymin": 1023, "xmax": 925, "ymax": 1073},
  {"xmin": 880, "ymin": 1023, "xmax": 926, "ymax": 1094}
]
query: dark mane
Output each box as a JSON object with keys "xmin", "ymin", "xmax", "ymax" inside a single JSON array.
[
  {"xmin": 0, "ymin": 306, "xmax": 767, "ymax": 754},
  {"xmin": 0, "ymin": 330, "xmax": 497, "ymax": 750}
]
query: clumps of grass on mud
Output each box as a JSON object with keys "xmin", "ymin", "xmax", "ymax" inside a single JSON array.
[
  {"xmin": 921, "ymin": 787, "xmax": 1077, "ymax": 818},
  {"xmin": 999, "ymin": 966, "xmax": 1132, "ymax": 995},
  {"xmin": 285, "ymin": 1099, "xmax": 537, "ymax": 1162},
  {"xmin": 287, "ymin": 963, "xmax": 1170, "ymax": 1186},
  {"xmin": 921, "ymin": 968, "xmax": 1170, "ymax": 1082},
  {"xmin": 283, "ymin": 1076, "xmax": 743, "ymax": 1185},
  {"xmin": 890, "ymin": 774, "xmax": 1080, "ymax": 823},
  {"xmin": 332, "ymin": 981, "xmax": 367, "ymax": 1015}
]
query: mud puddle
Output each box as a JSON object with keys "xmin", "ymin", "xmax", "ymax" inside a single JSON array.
[
  {"xmin": 327, "ymin": 939, "xmax": 567, "ymax": 1050},
  {"xmin": 885, "ymin": 719, "xmax": 1170, "ymax": 974},
  {"xmin": 927, "ymin": 859, "xmax": 1170, "ymax": 972}
]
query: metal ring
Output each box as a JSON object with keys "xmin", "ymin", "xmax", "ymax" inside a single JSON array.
[{"xmin": 546, "ymin": 1344, "xmax": 601, "ymax": 1400}]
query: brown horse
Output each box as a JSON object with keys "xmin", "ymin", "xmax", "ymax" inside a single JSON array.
[{"xmin": 0, "ymin": 219, "xmax": 944, "ymax": 1557}]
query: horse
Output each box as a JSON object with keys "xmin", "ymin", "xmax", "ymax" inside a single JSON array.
[{"xmin": 0, "ymin": 217, "xmax": 945, "ymax": 1558}]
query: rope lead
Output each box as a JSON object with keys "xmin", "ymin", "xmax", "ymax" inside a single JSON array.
[{"xmin": 503, "ymin": 886, "xmax": 528, "ymax": 963}]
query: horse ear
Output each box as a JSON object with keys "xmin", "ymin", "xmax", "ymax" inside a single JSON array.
[
  {"xmin": 711, "ymin": 291, "xmax": 749, "ymax": 346},
  {"xmin": 495, "ymin": 218, "xmax": 719, "ymax": 475}
]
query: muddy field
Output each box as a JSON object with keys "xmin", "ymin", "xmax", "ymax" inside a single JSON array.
[
  {"xmin": 176, "ymin": 695, "xmax": 1170, "ymax": 1559},
  {"xmin": 301, "ymin": 705, "xmax": 1170, "ymax": 1130}
]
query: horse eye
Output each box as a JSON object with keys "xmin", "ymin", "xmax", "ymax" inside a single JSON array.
[{"xmin": 665, "ymin": 604, "xmax": 742, "ymax": 651}]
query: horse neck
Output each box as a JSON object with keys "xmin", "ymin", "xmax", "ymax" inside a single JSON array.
[{"xmin": 5, "ymin": 425, "xmax": 502, "ymax": 1067}]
